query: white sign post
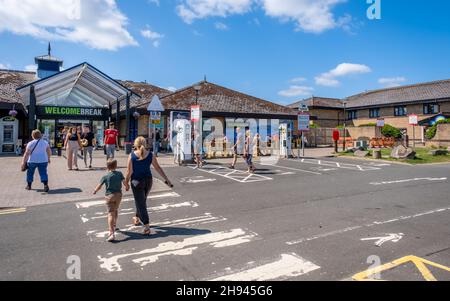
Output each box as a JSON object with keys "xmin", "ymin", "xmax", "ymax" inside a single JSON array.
[
  {"xmin": 147, "ymin": 95, "xmax": 165, "ymax": 153},
  {"xmin": 409, "ymin": 114, "xmax": 418, "ymax": 150},
  {"xmin": 298, "ymin": 110, "xmax": 310, "ymax": 158}
]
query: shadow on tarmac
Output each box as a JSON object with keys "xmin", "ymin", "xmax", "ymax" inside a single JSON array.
[{"xmin": 115, "ymin": 227, "xmax": 211, "ymax": 243}]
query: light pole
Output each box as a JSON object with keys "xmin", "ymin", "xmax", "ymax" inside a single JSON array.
[
  {"xmin": 193, "ymin": 85, "xmax": 202, "ymax": 164},
  {"xmin": 343, "ymin": 100, "xmax": 347, "ymax": 152},
  {"xmin": 194, "ymin": 85, "xmax": 201, "ymax": 105}
]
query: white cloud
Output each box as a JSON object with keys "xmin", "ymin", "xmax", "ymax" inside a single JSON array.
[
  {"xmin": 0, "ymin": 63, "xmax": 11, "ymax": 69},
  {"xmin": 378, "ymin": 77, "xmax": 407, "ymax": 88},
  {"xmin": 24, "ymin": 64, "xmax": 38, "ymax": 72},
  {"xmin": 290, "ymin": 77, "xmax": 307, "ymax": 83},
  {"xmin": 176, "ymin": 0, "xmax": 253, "ymax": 24},
  {"xmin": 315, "ymin": 63, "xmax": 371, "ymax": 87},
  {"xmin": 0, "ymin": 0, "xmax": 138, "ymax": 51},
  {"xmin": 278, "ymin": 85, "xmax": 314, "ymax": 97},
  {"xmin": 148, "ymin": 0, "xmax": 160, "ymax": 6},
  {"xmin": 261, "ymin": 0, "xmax": 348, "ymax": 33},
  {"xmin": 166, "ymin": 86, "xmax": 177, "ymax": 92},
  {"xmin": 141, "ymin": 28, "xmax": 164, "ymax": 47},
  {"xmin": 215, "ymin": 22, "xmax": 229, "ymax": 30},
  {"xmin": 176, "ymin": 0, "xmax": 350, "ymax": 33}
]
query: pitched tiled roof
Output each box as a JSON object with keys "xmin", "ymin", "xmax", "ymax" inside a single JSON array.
[
  {"xmin": 346, "ymin": 79, "xmax": 450, "ymax": 108},
  {"xmin": 288, "ymin": 97, "xmax": 343, "ymax": 109},
  {"xmin": 119, "ymin": 80, "xmax": 171, "ymax": 109},
  {"xmin": 143, "ymin": 81, "xmax": 295, "ymax": 116},
  {"xmin": 0, "ymin": 69, "xmax": 36, "ymax": 104}
]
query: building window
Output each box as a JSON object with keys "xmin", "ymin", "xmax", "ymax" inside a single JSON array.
[
  {"xmin": 369, "ymin": 108, "xmax": 380, "ymax": 118},
  {"xmin": 423, "ymin": 104, "xmax": 439, "ymax": 115},
  {"xmin": 347, "ymin": 110, "xmax": 357, "ymax": 120},
  {"xmin": 394, "ymin": 106, "xmax": 407, "ymax": 116}
]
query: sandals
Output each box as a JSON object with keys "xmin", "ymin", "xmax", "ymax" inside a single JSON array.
[
  {"xmin": 143, "ymin": 226, "xmax": 152, "ymax": 236},
  {"xmin": 132, "ymin": 216, "xmax": 141, "ymax": 226},
  {"xmin": 107, "ymin": 233, "xmax": 115, "ymax": 242}
]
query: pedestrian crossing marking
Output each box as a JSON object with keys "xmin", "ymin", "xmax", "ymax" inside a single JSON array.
[
  {"xmin": 209, "ymin": 253, "xmax": 320, "ymax": 281},
  {"xmin": 75, "ymin": 192, "xmax": 180, "ymax": 209},
  {"xmin": 98, "ymin": 228, "xmax": 258, "ymax": 272},
  {"xmin": 352, "ymin": 255, "xmax": 450, "ymax": 281},
  {"xmin": 80, "ymin": 201, "xmax": 199, "ymax": 223}
]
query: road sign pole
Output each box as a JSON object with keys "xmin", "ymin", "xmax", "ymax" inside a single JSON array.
[{"xmin": 301, "ymin": 131, "xmax": 305, "ymax": 158}]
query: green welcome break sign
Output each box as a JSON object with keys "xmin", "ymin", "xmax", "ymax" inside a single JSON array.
[{"xmin": 36, "ymin": 106, "xmax": 109, "ymax": 118}]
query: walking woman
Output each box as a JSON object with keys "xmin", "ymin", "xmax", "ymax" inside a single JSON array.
[
  {"xmin": 125, "ymin": 136, "xmax": 173, "ymax": 235},
  {"xmin": 244, "ymin": 129, "xmax": 256, "ymax": 173},
  {"xmin": 81, "ymin": 125, "xmax": 96, "ymax": 169},
  {"xmin": 65, "ymin": 127, "xmax": 81, "ymax": 170},
  {"xmin": 21, "ymin": 130, "xmax": 51, "ymax": 192}
]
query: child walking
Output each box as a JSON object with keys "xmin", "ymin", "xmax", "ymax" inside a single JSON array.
[{"xmin": 93, "ymin": 159, "xmax": 129, "ymax": 242}]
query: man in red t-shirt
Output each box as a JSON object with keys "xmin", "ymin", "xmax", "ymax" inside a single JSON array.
[{"xmin": 104, "ymin": 122, "xmax": 119, "ymax": 159}]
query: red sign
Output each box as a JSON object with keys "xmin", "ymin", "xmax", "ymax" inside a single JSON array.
[
  {"xmin": 333, "ymin": 130, "xmax": 340, "ymax": 141},
  {"xmin": 191, "ymin": 105, "xmax": 201, "ymax": 122}
]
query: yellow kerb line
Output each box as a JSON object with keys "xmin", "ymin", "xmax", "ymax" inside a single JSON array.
[{"xmin": 0, "ymin": 208, "xmax": 27, "ymax": 215}]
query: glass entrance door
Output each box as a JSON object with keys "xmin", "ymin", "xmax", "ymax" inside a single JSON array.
[{"xmin": 38, "ymin": 120, "xmax": 56, "ymax": 147}]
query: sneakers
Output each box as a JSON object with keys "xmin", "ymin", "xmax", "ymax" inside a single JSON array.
[
  {"xmin": 25, "ymin": 184, "xmax": 31, "ymax": 190},
  {"xmin": 44, "ymin": 185, "xmax": 50, "ymax": 193}
]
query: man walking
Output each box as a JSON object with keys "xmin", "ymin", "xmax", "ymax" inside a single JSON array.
[{"xmin": 104, "ymin": 122, "xmax": 119, "ymax": 160}]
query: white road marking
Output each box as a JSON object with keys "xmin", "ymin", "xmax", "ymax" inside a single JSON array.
[
  {"xmin": 258, "ymin": 163, "xmax": 321, "ymax": 175},
  {"xmin": 286, "ymin": 207, "xmax": 450, "ymax": 246},
  {"xmin": 370, "ymin": 177, "xmax": 447, "ymax": 186},
  {"xmin": 98, "ymin": 228, "xmax": 257, "ymax": 272},
  {"xmin": 80, "ymin": 201, "xmax": 199, "ymax": 223},
  {"xmin": 360, "ymin": 233, "xmax": 404, "ymax": 247},
  {"xmin": 209, "ymin": 253, "xmax": 320, "ymax": 281},
  {"xmin": 76, "ymin": 192, "xmax": 180, "ymax": 209},
  {"xmin": 180, "ymin": 176, "xmax": 216, "ymax": 184},
  {"xmin": 191, "ymin": 164, "xmax": 272, "ymax": 183},
  {"xmin": 287, "ymin": 158, "xmax": 380, "ymax": 171}
]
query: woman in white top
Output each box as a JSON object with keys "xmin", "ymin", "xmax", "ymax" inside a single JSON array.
[{"xmin": 21, "ymin": 129, "xmax": 51, "ymax": 192}]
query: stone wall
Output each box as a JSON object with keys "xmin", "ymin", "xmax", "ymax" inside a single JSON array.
[{"xmin": 427, "ymin": 123, "xmax": 450, "ymax": 147}]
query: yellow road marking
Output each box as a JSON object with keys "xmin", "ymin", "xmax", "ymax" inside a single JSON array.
[
  {"xmin": 0, "ymin": 208, "xmax": 27, "ymax": 215},
  {"xmin": 353, "ymin": 255, "xmax": 450, "ymax": 281}
]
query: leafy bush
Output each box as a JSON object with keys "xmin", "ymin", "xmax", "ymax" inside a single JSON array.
[
  {"xmin": 310, "ymin": 123, "xmax": 319, "ymax": 129},
  {"xmin": 381, "ymin": 124, "xmax": 402, "ymax": 139},
  {"xmin": 425, "ymin": 118, "xmax": 450, "ymax": 139}
]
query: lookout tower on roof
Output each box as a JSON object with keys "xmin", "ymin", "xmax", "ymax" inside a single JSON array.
[{"xmin": 34, "ymin": 43, "xmax": 63, "ymax": 79}]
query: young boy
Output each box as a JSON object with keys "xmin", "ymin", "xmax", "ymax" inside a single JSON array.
[{"xmin": 93, "ymin": 159, "xmax": 129, "ymax": 242}]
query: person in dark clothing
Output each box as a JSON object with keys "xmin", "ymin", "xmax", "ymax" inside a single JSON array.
[
  {"xmin": 81, "ymin": 126, "xmax": 96, "ymax": 169},
  {"xmin": 154, "ymin": 129, "xmax": 161, "ymax": 157},
  {"xmin": 125, "ymin": 136, "xmax": 173, "ymax": 235}
]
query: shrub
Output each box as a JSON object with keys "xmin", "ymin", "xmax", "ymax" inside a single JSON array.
[
  {"xmin": 358, "ymin": 123, "xmax": 376, "ymax": 127},
  {"xmin": 425, "ymin": 118, "xmax": 450, "ymax": 140},
  {"xmin": 381, "ymin": 124, "xmax": 402, "ymax": 139},
  {"xmin": 310, "ymin": 123, "xmax": 319, "ymax": 129}
]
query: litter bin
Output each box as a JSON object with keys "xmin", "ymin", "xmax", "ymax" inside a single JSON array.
[
  {"xmin": 373, "ymin": 149, "xmax": 382, "ymax": 159},
  {"xmin": 124, "ymin": 142, "xmax": 132, "ymax": 155},
  {"xmin": 56, "ymin": 143, "xmax": 63, "ymax": 157}
]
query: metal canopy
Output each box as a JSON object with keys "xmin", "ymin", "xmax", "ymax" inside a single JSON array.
[{"xmin": 17, "ymin": 62, "xmax": 140, "ymax": 109}]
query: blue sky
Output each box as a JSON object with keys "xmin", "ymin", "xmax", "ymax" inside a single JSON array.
[{"xmin": 0, "ymin": 0, "xmax": 449, "ymax": 105}]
